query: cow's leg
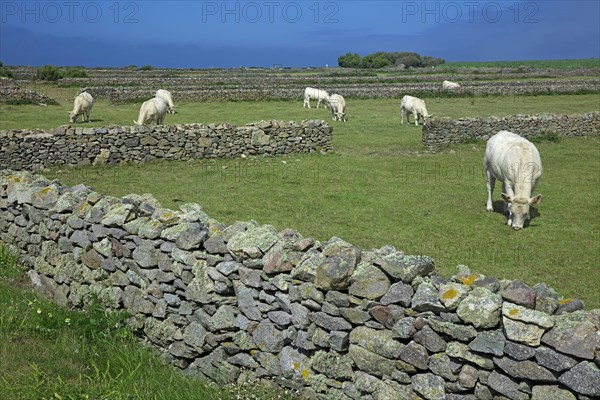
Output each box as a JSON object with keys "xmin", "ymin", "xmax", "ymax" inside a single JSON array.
[
  {"xmin": 401, "ymin": 108, "xmax": 405, "ymax": 124},
  {"xmin": 317, "ymin": 98, "xmax": 321, "ymax": 108},
  {"xmin": 486, "ymin": 170, "xmax": 495, "ymax": 212},
  {"xmin": 414, "ymin": 111, "xmax": 419, "ymax": 126},
  {"xmin": 502, "ymin": 183, "xmax": 515, "ymax": 225}
]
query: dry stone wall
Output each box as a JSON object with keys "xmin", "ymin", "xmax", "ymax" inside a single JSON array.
[
  {"xmin": 422, "ymin": 112, "xmax": 600, "ymax": 148},
  {"xmin": 0, "ymin": 120, "xmax": 333, "ymax": 171},
  {"xmin": 1, "ymin": 170, "xmax": 599, "ymax": 400},
  {"xmin": 78, "ymin": 79, "xmax": 600, "ymax": 104}
]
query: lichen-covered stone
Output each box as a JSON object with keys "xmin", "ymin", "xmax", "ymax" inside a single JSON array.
[
  {"xmin": 348, "ymin": 344, "xmax": 396, "ymax": 378},
  {"xmin": 456, "ymin": 287, "xmax": 502, "ymax": 328},
  {"xmin": 227, "ymin": 224, "xmax": 279, "ymax": 260},
  {"xmin": 315, "ymin": 243, "xmax": 361, "ymax": 291},
  {"xmin": 502, "ymin": 302, "xmax": 554, "ymax": 329},
  {"xmin": 427, "ymin": 316, "xmax": 478, "ymax": 341},
  {"xmin": 428, "ymin": 353, "xmax": 457, "ymax": 382},
  {"xmin": 310, "ymin": 350, "xmax": 354, "ymax": 380},
  {"xmin": 439, "ymin": 282, "xmax": 469, "ymax": 310},
  {"xmin": 350, "ymin": 326, "xmax": 403, "ymax": 359},
  {"xmin": 503, "ymin": 317, "xmax": 546, "ymax": 346},
  {"xmin": 531, "ymin": 385, "xmax": 576, "ymax": 400},
  {"xmin": 446, "ymin": 342, "xmax": 494, "ymax": 369},
  {"xmin": 411, "ymin": 282, "xmax": 445, "ymax": 313},
  {"xmin": 379, "ymin": 252, "xmax": 434, "ymax": 283},
  {"xmin": 411, "ymin": 373, "xmax": 445, "ymax": 400},
  {"xmin": 290, "ymin": 248, "xmax": 323, "ymax": 282},
  {"xmin": 348, "ymin": 264, "xmax": 390, "ymax": 300},
  {"xmin": 252, "ymin": 319, "xmax": 285, "ymax": 353}
]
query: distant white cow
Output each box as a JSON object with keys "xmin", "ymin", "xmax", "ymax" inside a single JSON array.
[
  {"xmin": 484, "ymin": 130, "xmax": 543, "ymax": 230},
  {"xmin": 329, "ymin": 94, "xmax": 346, "ymax": 122},
  {"xmin": 400, "ymin": 95, "xmax": 430, "ymax": 126},
  {"xmin": 69, "ymin": 92, "xmax": 94, "ymax": 123},
  {"xmin": 303, "ymin": 87, "xmax": 330, "ymax": 108},
  {"xmin": 442, "ymin": 80, "xmax": 461, "ymax": 90},
  {"xmin": 155, "ymin": 89, "xmax": 176, "ymax": 114},
  {"xmin": 133, "ymin": 97, "xmax": 168, "ymax": 126}
]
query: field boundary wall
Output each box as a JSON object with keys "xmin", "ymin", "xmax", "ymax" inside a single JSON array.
[
  {"xmin": 0, "ymin": 120, "xmax": 333, "ymax": 171},
  {"xmin": 422, "ymin": 112, "xmax": 600, "ymax": 148},
  {"xmin": 1, "ymin": 170, "xmax": 599, "ymax": 399}
]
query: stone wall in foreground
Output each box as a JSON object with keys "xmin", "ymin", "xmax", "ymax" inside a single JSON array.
[
  {"xmin": 0, "ymin": 120, "xmax": 333, "ymax": 171},
  {"xmin": 422, "ymin": 112, "xmax": 600, "ymax": 148},
  {"xmin": 1, "ymin": 170, "xmax": 599, "ymax": 400}
]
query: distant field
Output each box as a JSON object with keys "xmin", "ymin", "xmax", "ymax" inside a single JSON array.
[
  {"xmin": 439, "ymin": 58, "xmax": 600, "ymax": 69},
  {"xmin": 2, "ymin": 94, "xmax": 599, "ymax": 131},
  {"xmin": 22, "ymin": 94, "xmax": 598, "ymax": 310}
]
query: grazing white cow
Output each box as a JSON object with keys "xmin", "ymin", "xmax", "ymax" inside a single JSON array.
[
  {"xmin": 442, "ymin": 80, "xmax": 461, "ymax": 90},
  {"xmin": 328, "ymin": 94, "xmax": 346, "ymax": 122},
  {"xmin": 155, "ymin": 89, "xmax": 176, "ymax": 114},
  {"xmin": 400, "ymin": 95, "xmax": 430, "ymax": 126},
  {"xmin": 133, "ymin": 97, "xmax": 168, "ymax": 126},
  {"xmin": 303, "ymin": 87, "xmax": 330, "ymax": 108},
  {"xmin": 69, "ymin": 92, "xmax": 94, "ymax": 123},
  {"xmin": 484, "ymin": 130, "xmax": 543, "ymax": 230}
]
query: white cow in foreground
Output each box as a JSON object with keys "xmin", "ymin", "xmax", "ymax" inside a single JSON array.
[
  {"xmin": 69, "ymin": 92, "xmax": 94, "ymax": 123},
  {"xmin": 400, "ymin": 95, "xmax": 430, "ymax": 126},
  {"xmin": 329, "ymin": 94, "xmax": 346, "ymax": 122},
  {"xmin": 303, "ymin": 87, "xmax": 330, "ymax": 108},
  {"xmin": 155, "ymin": 89, "xmax": 176, "ymax": 114},
  {"xmin": 484, "ymin": 130, "xmax": 543, "ymax": 230},
  {"xmin": 442, "ymin": 80, "xmax": 461, "ymax": 90},
  {"xmin": 134, "ymin": 97, "xmax": 168, "ymax": 126}
]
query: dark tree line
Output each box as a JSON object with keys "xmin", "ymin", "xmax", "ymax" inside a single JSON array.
[{"xmin": 338, "ymin": 52, "xmax": 445, "ymax": 69}]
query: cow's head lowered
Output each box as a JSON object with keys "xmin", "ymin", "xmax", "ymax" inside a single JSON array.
[{"xmin": 501, "ymin": 193, "xmax": 542, "ymax": 230}]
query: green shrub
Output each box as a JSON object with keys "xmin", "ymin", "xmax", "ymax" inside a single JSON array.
[
  {"xmin": 138, "ymin": 64, "xmax": 154, "ymax": 71},
  {"xmin": 35, "ymin": 64, "xmax": 63, "ymax": 81},
  {"xmin": 0, "ymin": 61, "xmax": 13, "ymax": 78},
  {"xmin": 63, "ymin": 67, "xmax": 88, "ymax": 78}
]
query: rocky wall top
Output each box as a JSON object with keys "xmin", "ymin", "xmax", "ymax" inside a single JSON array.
[
  {"xmin": 422, "ymin": 112, "xmax": 600, "ymax": 148},
  {"xmin": 0, "ymin": 120, "xmax": 333, "ymax": 171}
]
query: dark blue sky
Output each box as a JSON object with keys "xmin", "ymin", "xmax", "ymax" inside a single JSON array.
[{"xmin": 1, "ymin": 1, "xmax": 598, "ymax": 68}]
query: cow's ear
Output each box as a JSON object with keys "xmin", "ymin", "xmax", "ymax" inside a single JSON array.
[
  {"xmin": 529, "ymin": 194, "xmax": 542, "ymax": 205},
  {"xmin": 501, "ymin": 193, "xmax": 512, "ymax": 203}
]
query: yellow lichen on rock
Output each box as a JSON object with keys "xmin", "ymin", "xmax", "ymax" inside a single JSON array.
[
  {"xmin": 301, "ymin": 368, "xmax": 310, "ymax": 380},
  {"xmin": 441, "ymin": 288, "xmax": 458, "ymax": 300},
  {"xmin": 459, "ymin": 274, "xmax": 478, "ymax": 286},
  {"xmin": 558, "ymin": 298, "xmax": 574, "ymax": 305}
]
